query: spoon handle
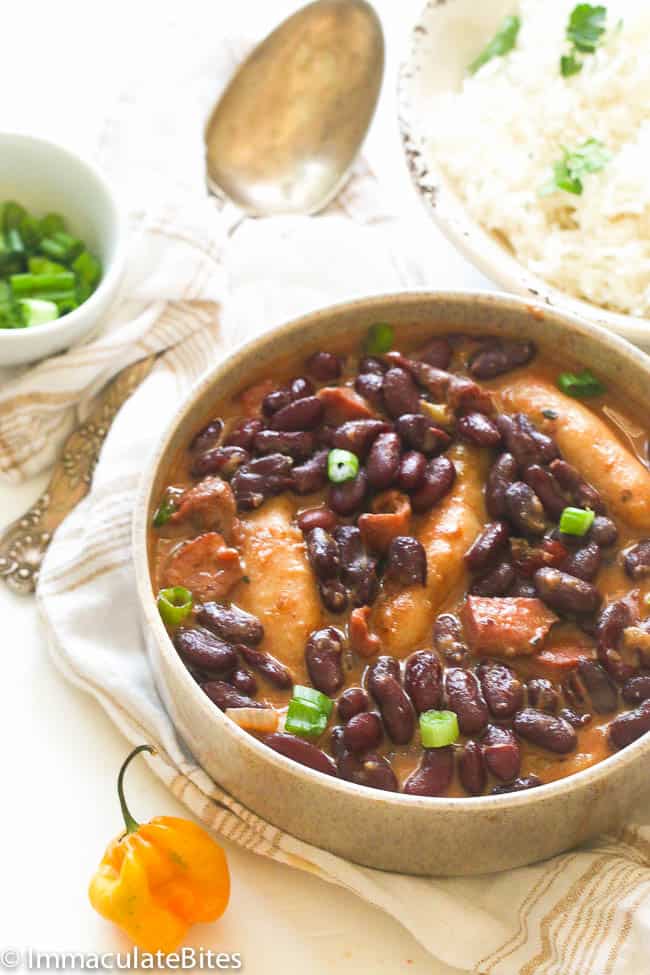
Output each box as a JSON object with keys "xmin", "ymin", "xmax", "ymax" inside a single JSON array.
[{"xmin": 0, "ymin": 355, "xmax": 156, "ymax": 595}]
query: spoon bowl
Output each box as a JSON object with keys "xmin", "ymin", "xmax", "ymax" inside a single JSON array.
[{"xmin": 205, "ymin": 0, "xmax": 384, "ymax": 216}]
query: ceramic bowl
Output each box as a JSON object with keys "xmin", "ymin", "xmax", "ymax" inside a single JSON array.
[
  {"xmin": 133, "ymin": 291, "xmax": 650, "ymax": 876},
  {"xmin": 0, "ymin": 132, "xmax": 126, "ymax": 365},
  {"xmin": 398, "ymin": 0, "xmax": 650, "ymax": 350}
]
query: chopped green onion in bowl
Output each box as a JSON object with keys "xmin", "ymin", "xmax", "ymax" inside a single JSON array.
[
  {"xmin": 557, "ymin": 368, "xmax": 605, "ymax": 398},
  {"xmin": 364, "ymin": 322, "xmax": 394, "ymax": 355},
  {"xmin": 559, "ymin": 506, "xmax": 595, "ymax": 536},
  {"xmin": 0, "ymin": 201, "xmax": 102, "ymax": 329},
  {"xmin": 420, "ymin": 709, "xmax": 459, "ymax": 748},
  {"xmin": 285, "ymin": 698, "xmax": 329, "ymax": 739},
  {"xmin": 292, "ymin": 685, "xmax": 334, "ymax": 718},
  {"xmin": 157, "ymin": 586, "xmax": 193, "ymax": 627},
  {"xmin": 328, "ymin": 448, "xmax": 359, "ymax": 483}
]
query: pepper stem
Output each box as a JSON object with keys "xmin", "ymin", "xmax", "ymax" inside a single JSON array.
[{"xmin": 117, "ymin": 744, "xmax": 156, "ymax": 835}]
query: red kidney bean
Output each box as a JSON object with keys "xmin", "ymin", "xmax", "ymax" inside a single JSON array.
[
  {"xmin": 383, "ymin": 367, "xmax": 421, "ymax": 418},
  {"xmin": 561, "ymin": 542, "xmax": 602, "ymax": 582},
  {"xmin": 511, "ymin": 537, "xmax": 568, "ymax": 578},
  {"xmin": 239, "ymin": 646, "xmax": 293, "ymax": 689},
  {"xmin": 486, "ymin": 452, "xmax": 518, "ymax": 518},
  {"xmin": 445, "ymin": 668, "xmax": 488, "ymax": 734},
  {"xmin": 497, "ymin": 413, "xmax": 558, "ymax": 467},
  {"xmin": 330, "ymin": 725, "xmax": 346, "ymax": 759},
  {"xmin": 513, "ymin": 708, "xmax": 577, "ymax": 753},
  {"xmin": 469, "ymin": 340, "xmax": 535, "ymax": 379},
  {"xmin": 471, "ymin": 561, "xmax": 515, "ymax": 597},
  {"xmin": 253, "ymin": 428, "xmax": 315, "ymax": 460},
  {"xmin": 465, "ymin": 521, "xmax": 510, "ymax": 572},
  {"xmin": 589, "ymin": 516, "xmax": 618, "ymax": 547},
  {"xmin": 411, "ymin": 456, "xmax": 456, "ymax": 513},
  {"xmin": 198, "ymin": 602, "xmax": 264, "ymax": 645},
  {"xmin": 511, "ymin": 577, "xmax": 538, "ymax": 598},
  {"xmin": 291, "ymin": 450, "xmax": 329, "ymax": 494},
  {"xmin": 385, "ymin": 536, "xmax": 427, "ymax": 586},
  {"xmin": 290, "ymin": 376, "xmax": 315, "ymax": 399},
  {"xmin": 173, "ymin": 626, "xmax": 238, "ymax": 675},
  {"xmin": 433, "ymin": 613, "xmax": 469, "ymax": 665},
  {"xmin": 478, "ymin": 660, "xmax": 524, "ymax": 718},
  {"xmin": 398, "ymin": 450, "xmax": 427, "ymax": 492},
  {"xmin": 229, "ymin": 667, "xmax": 258, "ymax": 696},
  {"xmin": 359, "ymin": 355, "xmax": 387, "ymax": 375},
  {"xmin": 505, "ymin": 481, "xmax": 546, "ymax": 536},
  {"xmin": 459, "ymin": 740, "xmax": 487, "ymax": 795},
  {"xmin": 332, "ymin": 419, "xmax": 391, "ymax": 458},
  {"xmin": 383, "ymin": 352, "xmax": 447, "ymax": 398},
  {"xmin": 305, "ymin": 527, "xmax": 340, "ymax": 580},
  {"xmin": 609, "ymin": 699, "xmax": 650, "ymax": 749},
  {"xmin": 354, "ymin": 372, "xmax": 385, "ymax": 409},
  {"xmin": 337, "ymin": 751, "xmax": 398, "ymax": 791},
  {"xmin": 305, "ymin": 627, "xmax": 344, "ymax": 695},
  {"xmin": 317, "ymin": 425, "xmax": 337, "ymax": 448},
  {"xmin": 576, "ymin": 659, "xmax": 618, "ymax": 713},
  {"xmin": 457, "ymin": 412, "xmax": 501, "ymax": 447},
  {"xmin": 191, "ymin": 445, "xmax": 249, "ymax": 479},
  {"xmin": 366, "ymin": 655, "xmax": 401, "ymax": 691},
  {"xmin": 527, "ymin": 678, "xmax": 559, "ymax": 713},
  {"xmin": 403, "ymin": 747, "xmax": 454, "ymax": 797},
  {"xmin": 492, "ymin": 775, "xmax": 542, "ymax": 795},
  {"xmin": 418, "ymin": 337, "xmax": 452, "ymax": 370},
  {"xmin": 297, "ymin": 506, "xmax": 338, "ymax": 533},
  {"xmin": 318, "ymin": 579, "xmax": 348, "ymax": 614},
  {"xmin": 622, "ymin": 673, "xmax": 650, "ymax": 704},
  {"xmin": 395, "ymin": 414, "xmax": 451, "ymax": 455},
  {"xmin": 305, "ymin": 351, "xmax": 342, "ymax": 381},
  {"xmin": 202, "ymin": 680, "xmax": 264, "ymax": 711},
  {"xmin": 534, "ymin": 567, "xmax": 601, "ymax": 615},
  {"xmin": 558, "ymin": 706, "xmax": 592, "ymax": 728},
  {"xmin": 224, "ymin": 417, "xmax": 264, "ymax": 451},
  {"xmin": 549, "ymin": 459, "xmax": 606, "ymax": 514},
  {"xmin": 448, "ymin": 374, "xmax": 494, "ymax": 416},
  {"xmin": 190, "ymin": 418, "xmax": 224, "ymax": 453},
  {"xmin": 404, "ymin": 650, "xmax": 443, "ymax": 713},
  {"xmin": 367, "ymin": 432, "xmax": 401, "ymax": 489},
  {"xmin": 335, "ymin": 525, "xmax": 379, "ymax": 606},
  {"xmin": 624, "ymin": 540, "xmax": 650, "ymax": 579},
  {"xmin": 523, "ymin": 465, "xmax": 567, "ymax": 519},
  {"xmin": 264, "ymin": 732, "xmax": 336, "ymax": 776},
  {"xmin": 368, "ymin": 672, "xmax": 415, "ymax": 744},
  {"xmin": 328, "ymin": 469, "xmax": 368, "ymax": 515},
  {"xmin": 481, "ymin": 724, "xmax": 521, "ymax": 782},
  {"xmin": 563, "ymin": 668, "xmax": 587, "ymax": 710},
  {"xmin": 337, "ymin": 687, "xmax": 369, "ymax": 722},
  {"xmin": 597, "ymin": 597, "xmax": 636, "ymax": 682},
  {"xmin": 231, "ymin": 453, "xmax": 293, "ymax": 510},
  {"xmin": 262, "ymin": 387, "xmax": 291, "ymax": 417},
  {"xmin": 270, "ymin": 395, "xmax": 324, "ymax": 432},
  {"xmin": 343, "ymin": 712, "xmax": 383, "ymax": 753}
]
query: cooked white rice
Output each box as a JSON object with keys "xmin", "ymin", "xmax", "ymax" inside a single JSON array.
[{"xmin": 425, "ymin": 0, "xmax": 650, "ymax": 317}]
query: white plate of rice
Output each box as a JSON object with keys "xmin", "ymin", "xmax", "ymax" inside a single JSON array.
[{"xmin": 399, "ymin": 0, "xmax": 650, "ymax": 347}]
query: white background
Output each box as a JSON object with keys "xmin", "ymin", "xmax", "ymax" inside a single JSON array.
[{"xmin": 1, "ymin": 2, "xmax": 490, "ymax": 972}]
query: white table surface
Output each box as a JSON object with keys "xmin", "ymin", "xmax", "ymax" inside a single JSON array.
[{"xmin": 1, "ymin": 1, "xmax": 490, "ymax": 971}]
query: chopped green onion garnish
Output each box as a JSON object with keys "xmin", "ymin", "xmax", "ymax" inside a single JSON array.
[
  {"xmin": 559, "ymin": 506, "xmax": 595, "ymax": 536},
  {"xmin": 18, "ymin": 298, "xmax": 59, "ymax": 327},
  {"xmin": 468, "ymin": 15, "xmax": 521, "ymax": 74},
  {"xmin": 420, "ymin": 710, "xmax": 459, "ymax": 748},
  {"xmin": 153, "ymin": 495, "xmax": 178, "ymax": 527},
  {"xmin": 293, "ymin": 685, "xmax": 333, "ymax": 718},
  {"xmin": 157, "ymin": 586, "xmax": 193, "ymax": 627},
  {"xmin": 10, "ymin": 271, "xmax": 76, "ymax": 297},
  {"xmin": 38, "ymin": 213, "xmax": 65, "ymax": 237},
  {"xmin": 285, "ymin": 698, "xmax": 328, "ymax": 739},
  {"xmin": 557, "ymin": 368, "xmax": 605, "ymax": 398},
  {"xmin": 364, "ymin": 322, "xmax": 394, "ymax": 355},
  {"xmin": 327, "ymin": 448, "xmax": 359, "ymax": 483},
  {"xmin": 28, "ymin": 256, "xmax": 67, "ymax": 275}
]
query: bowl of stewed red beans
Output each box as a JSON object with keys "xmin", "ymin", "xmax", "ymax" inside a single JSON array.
[{"xmin": 134, "ymin": 291, "xmax": 650, "ymax": 875}]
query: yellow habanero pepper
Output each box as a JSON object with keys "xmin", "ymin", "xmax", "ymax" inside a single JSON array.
[{"xmin": 89, "ymin": 745, "xmax": 230, "ymax": 954}]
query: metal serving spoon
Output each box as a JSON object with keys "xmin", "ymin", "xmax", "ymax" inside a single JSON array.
[
  {"xmin": 205, "ymin": 0, "xmax": 384, "ymax": 221},
  {"xmin": 0, "ymin": 0, "xmax": 384, "ymax": 594}
]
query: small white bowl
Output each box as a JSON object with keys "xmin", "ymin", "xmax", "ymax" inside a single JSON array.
[
  {"xmin": 0, "ymin": 133, "xmax": 126, "ymax": 365},
  {"xmin": 398, "ymin": 0, "xmax": 650, "ymax": 350}
]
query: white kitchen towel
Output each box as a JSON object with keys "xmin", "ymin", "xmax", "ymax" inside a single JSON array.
[{"xmin": 25, "ymin": 8, "xmax": 650, "ymax": 975}]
